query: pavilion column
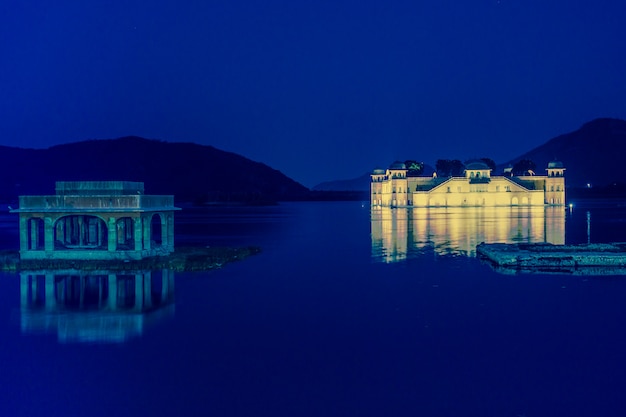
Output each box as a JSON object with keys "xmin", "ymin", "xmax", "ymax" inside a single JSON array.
[
  {"xmin": 108, "ymin": 217, "xmax": 116, "ymax": 252},
  {"xmin": 117, "ymin": 221, "xmax": 124, "ymax": 245},
  {"xmin": 19, "ymin": 216, "xmax": 28, "ymax": 252},
  {"xmin": 30, "ymin": 219, "xmax": 39, "ymax": 250},
  {"xmin": 167, "ymin": 213, "xmax": 175, "ymax": 251},
  {"xmin": 160, "ymin": 214, "xmax": 168, "ymax": 249},
  {"xmin": 143, "ymin": 216, "xmax": 151, "ymax": 251},
  {"xmin": 43, "ymin": 217, "xmax": 54, "ymax": 252},
  {"xmin": 134, "ymin": 217, "xmax": 143, "ymax": 251},
  {"xmin": 78, "ymin": 216, "xmax": 84, "ymax": 246}
]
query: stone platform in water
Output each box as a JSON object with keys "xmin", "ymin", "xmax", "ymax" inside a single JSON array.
[
  {"xmin": 477, "ymin": 242, "xmax": 626, "ymax": 275},
  {"xmin": 0, "ymin": 246, "xmax": 260, "ymax": 273}
]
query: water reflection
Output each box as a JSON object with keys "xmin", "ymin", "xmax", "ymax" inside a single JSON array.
[
  {"xmin": 19, "ymin": 269, "xmax": 175, "ymax": 343},
  {"xmin": 371, "ymin": 206, "xmax": 565, "ymax": 262}
]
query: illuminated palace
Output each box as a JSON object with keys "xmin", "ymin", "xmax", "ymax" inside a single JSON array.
[{"xmin": 371, "ymin": 160, "xmax": 565, "ymax": 207}]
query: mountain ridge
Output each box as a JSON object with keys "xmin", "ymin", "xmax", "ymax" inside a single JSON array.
[
  {"xmin": 314, "ymin": 118, "xmax": 626, "ymax": 191},
  {"xmin": 499, "ymin": 118, "xmax": 626, "ymax": 188},
  {"xmin": 0, "ymin": 137, "xmax": 309, "ymax": 203},
  {"xmin": 2, "ymin": 118, "xmax": 623, "ymax": 202}
]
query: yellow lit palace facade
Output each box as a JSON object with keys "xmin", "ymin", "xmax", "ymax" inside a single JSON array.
[{"xmin": 371, "ymin": 161, "xmax": 565, "ymax": 207}]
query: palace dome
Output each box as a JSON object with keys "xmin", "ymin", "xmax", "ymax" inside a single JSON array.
[
  {"xmin": 548, "ymin": 160, "xmax": 564, "ymax": 168},
  {"xmin": 389, "ymin": 161, "xmax": 406, "ymax": 170},
  {"xmin": 372, "ymin": 168, "xmax": 385, "ymax": 175},
  {"xmin": 465, "ymin": 161, "xmax": 490, "ymax": 170}
]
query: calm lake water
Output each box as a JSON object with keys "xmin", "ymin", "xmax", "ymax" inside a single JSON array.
[{"xmin": 1, "ymin": 200, "xmax": 626, "ymax": 417}]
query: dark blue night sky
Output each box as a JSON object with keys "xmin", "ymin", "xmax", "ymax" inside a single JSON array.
[{"xmin": 1, "ymin": 0, "xmax": 625, "ymax": 186}]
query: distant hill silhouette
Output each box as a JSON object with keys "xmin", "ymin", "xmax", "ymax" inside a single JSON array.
[
  {"xmin": 312, "ymin": 173, "xmax": 372, "ymax": 192},
  {"xmin": 0, "ymin": 137, "xmax": 309, "ymax": 203},
  {"xmin": 315, "ymin": 118, "xmax": 626, "ymax": 192},
  {"xmin": 498, "ymin": 118, "xmax": 626, "ymax": 188},
  {"xmin": 3, "ymin": 119, "xmax": 624, "ymax": 203},
  {"xmin": 313, "ymin": 164, "xmax": 435, "ymax": 192}
]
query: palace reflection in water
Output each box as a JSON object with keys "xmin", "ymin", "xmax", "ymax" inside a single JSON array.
[
  {"xmin": 19, "ymin": 269, "xmax": 175, "ymax": 343},
  {"xmin": 371, "ymin": 206, "xmax": 565, "ymax": 262}
]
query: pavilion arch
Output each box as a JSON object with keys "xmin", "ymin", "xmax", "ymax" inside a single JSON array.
[
  {"xmin": 150, "ymin": 213, "xmax": 164, "ymax": 247},
  {"xmin": 511, "ymin": 197, "xmax": 519, "ymax": 205},
  {"xmin": 54, "ymin": 215, "xmax": 108, "ymax": 250}
]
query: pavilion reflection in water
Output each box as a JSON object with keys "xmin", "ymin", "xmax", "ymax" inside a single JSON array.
[
  {"xmin": 371, "ymin": 206, "xmax": 565, "ymax": 262},
  {"xmin": 20, "ymin": 269, "xmax": 175, "ymax": 343}
]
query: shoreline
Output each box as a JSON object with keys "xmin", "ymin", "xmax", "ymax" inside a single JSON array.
[{"xmin": 0, "ymin": 246, "xmax": 261, "ymax": 273}]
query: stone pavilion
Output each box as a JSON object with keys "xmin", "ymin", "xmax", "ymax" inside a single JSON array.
[{"xmin": 12, "ymin": 181, "xmax": 180, "ymax": 260}]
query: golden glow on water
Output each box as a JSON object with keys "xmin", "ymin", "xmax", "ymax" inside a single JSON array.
[{"xmin": 371, "ymin": 206, "xmax": 565, "ymax": 262}]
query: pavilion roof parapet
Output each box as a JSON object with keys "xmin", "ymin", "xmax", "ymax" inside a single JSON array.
[
  {"xmin": 15, "ymin": 194, "xmax": 179, "ymax": 213},
  {"xmin": 55, "ymin": 181, "xmax": 145, "ymax": 196}
]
